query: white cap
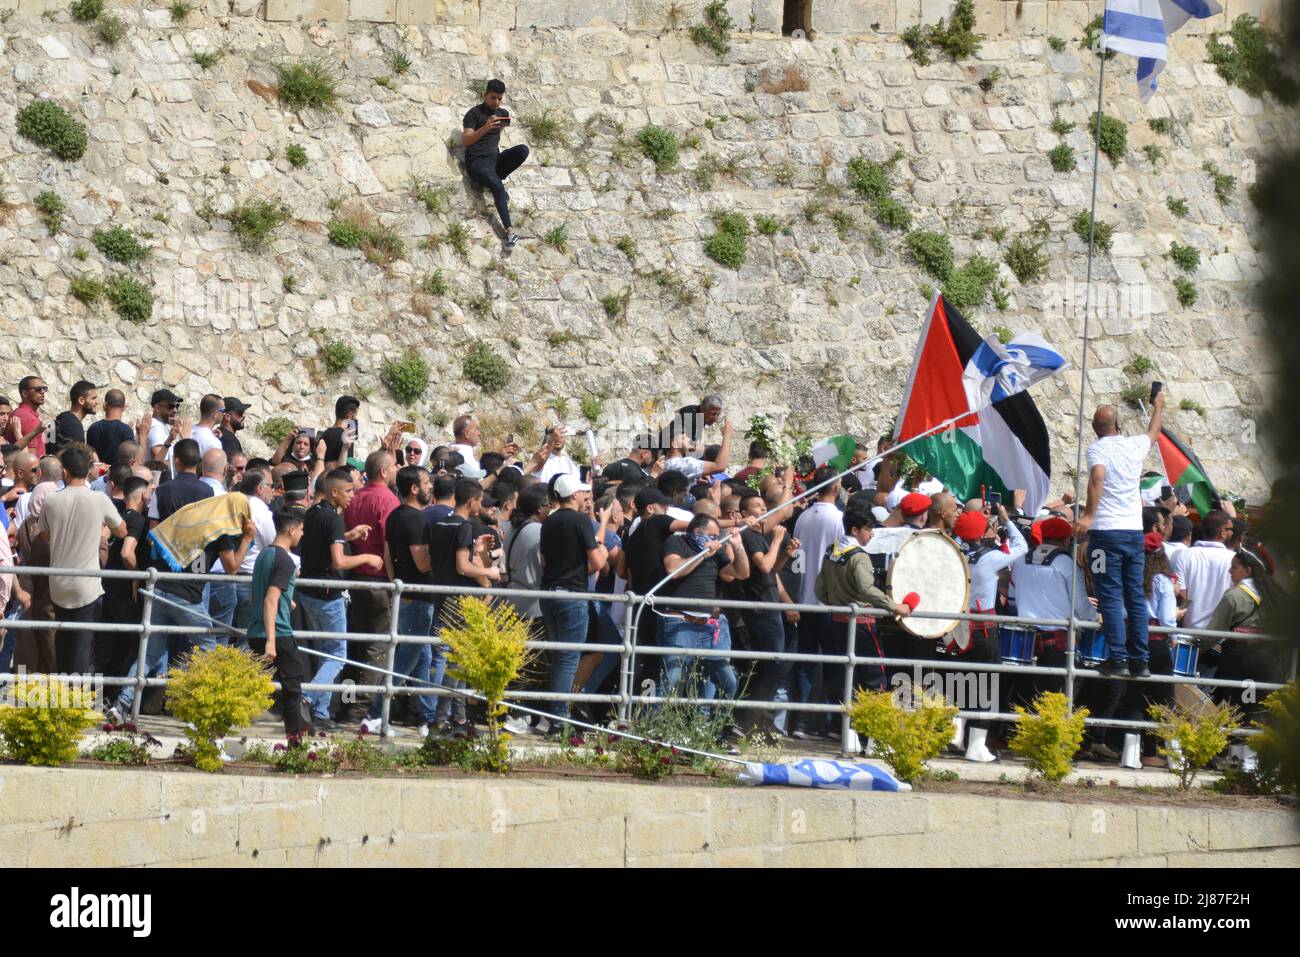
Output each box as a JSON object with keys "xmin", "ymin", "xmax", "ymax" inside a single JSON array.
[
  {"xmin": 918, "ymin": 477, "xmax": 945, "ymax": 496},
  {"xmin": 666, "ymin": 506, "xmax": 694, "ymax": 524},
  {"xmin": 553, "ymin": 474, "xmax": 591, "ymax": 499},
  {"xmin": 456, "ymin": 462, "xmax": 487, "ymax": 480},
  {"xmin": 871, "ymin": 506, "xmax": 890, "ymax": 525},
  {"xmin": 885, "ymin": 486, "xmax": 906, "ymax": 510}
]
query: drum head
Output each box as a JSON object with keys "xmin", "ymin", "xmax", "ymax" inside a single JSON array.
[{"xmin": 886, "ymin": 531, "xmax": 970, "ymax": 638}]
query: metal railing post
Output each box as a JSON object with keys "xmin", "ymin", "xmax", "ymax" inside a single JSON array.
[
  {"xmin": 379, "ymin": 581, "xmax": 403, "ymax": 735},
  {"xmin": 616, "ymin": 591, "xmax": 637, "ymax": 728},
  {"xmin": 840, "ymin": 607, "xmax": 859, "ymax": 758},
  {"xmin": 131, "ymin": 568, "xmax": 157, "ymax": 724}
]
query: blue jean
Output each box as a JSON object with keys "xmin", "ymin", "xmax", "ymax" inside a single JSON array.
[
  {"xmin": 1089, "ymin": 529, "xmax": 1149, "ymax": 663},
  {"xmin": 368, "ymin": 599, "xmax": 442, "ymax": 724},
  {"xmin": 208, "ymin": 580, "xmax": 238, "ymax": 647},
  {"xmin": 298, "ymin": 592, "xmax": 348, "ymax": 719},
  {"xmin": 660, "ymin": 616, "xmax": 738, "ymax": 700},
  {"xmin": 541, "ymin": 592, "xmax": 588, "ymax": 719},
  {"xmin": 793, "ymin": 611, "xmax": 830, "ymax": 732},
  {"xmin": 233, "ymin": 582, "xmax": 255, "ymax": 635},
  {"xmin": 116, "ymin": 591, "xmax": 208, "ymax": 712},
  {"xmin": 580, "ymin": 604, "xmax": 621, "ymax": 696}
]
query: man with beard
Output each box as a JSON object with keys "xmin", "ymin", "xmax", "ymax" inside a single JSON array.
[{"xmin": 221, "ymin": 397, "xmax": 251, "ymax": 455}]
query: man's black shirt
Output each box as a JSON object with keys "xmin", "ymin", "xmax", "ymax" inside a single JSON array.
[
  {"xmin": 297, "ymin": 502, "xmax": 347, "ymax": 600},
  {"xmin": 463, "ymin": 103, "xmax": 510, "ymax": 161},
  {"xmin": 87, "ymin": 418, "xmax": 134, "ymax": 465},
  {"xmin": 153, "ymin": 472, "xmax": 213, "ymax": 523},
  {"xmin": 387, "ymin": 504, "xmax": 436, "ymax": 601}
]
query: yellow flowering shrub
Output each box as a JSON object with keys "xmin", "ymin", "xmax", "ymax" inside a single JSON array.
[
  {"xmin": 1008, "ymin": 691, "xmax": 1088, "ymax": 782},
  {"xmin": 166, "ymin": 645, "xmax": 274, "ymax": 772},
  {"xmin": 0, "ymin": 677, "xmax": 99, "ymax": 766},
  {"xmin": 849, "ymin": 688, "xmax": 957, "ymax": 783},
  {"xmin": 1150, "ymin": 699, "xmax": 1241, "ymax": 790}
]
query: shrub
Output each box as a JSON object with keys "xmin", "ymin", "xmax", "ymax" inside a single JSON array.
[
  {"xmin": 991, "ymin": 324, "xmax": 1013, "ymax": 344},
  {"xmin": 327, "ymin": 218, "xmax": 366, "ymax": 249},
  {"xmin": 689, "ymin": 0, "xmax": 732, "ymax": 58},
  {"xmin": 1143, "ymin": 144, "xmax": 1165, "ymax": 166},
  {"xmin": 193, "ymin": 49, "xmax": 221, "ymax": 70},
  {"xmin": 1166, "ymin": 197, "xmax": 1189, "ymax": 218},
  {"xmin": 70, "ymin": 275, "xmax": 104, "ymax": 305},
  {"xmin": 900, "ymin": 0, "xmax": 981, "ymax": 65},
  {"xmin": 0, "ymin": 677, "xmax": 99, "ymax": 766},
  {"xmin": 875, "ymin": 196, "xmax": 912, "ymax": 231},
  {"xmin": 285, "ymin": 143, "xmax": 308, "ymax": 168},
  {"xmin": 636, "ymin": 125, "xmax": 679, "ymax": 172},
  {"xmin": 96, "ymin": 14, "xmax": 127, "ymax": 47},
  {"xmin": 389, "ymin": 47, "xmax": 412, "ymax": 76},
  {"xmin": 440, "ymin": 221, "xmax": 470, "ymax": 257},
  {"xmin": 170, "ymin": 1, "xmax": 193, "ymax": 22},
  {"xmin": 1047, "ymin": 35, "xmax": 1066, "ymax": 53},
  {"xmin": 381, "ymin": 351, "xmax": 430, "ymax": 405},
  {"xmin": 422, "ymin": 269, "xmax": 448, "ymax": 296},
  {"xmin": 362, "ymin": 226, "xmax": 404, "ymax": 266},
  {"xmin": 1048, "ymin": 143, "xmax": 1076, "ymax": 173},
  {"xmin": 522, "ymin": 110, "xmax": 567, "ymax": 148},
  {"xmin": 1119, "ymin": 383, "xmax": 1148, "ymax": 410},
  {"xmin": 1049, "ymin": 115, "xmax": 1075, "ymax": 136},
  {"xmin": 848, "ymin": 688, "xmax": 957, "ymax": 784},
  {"xmin": 1008, "ymin": 691, "xmax": 1088, "ymax": 782},
  {"xmin": 1080, "ymin": 15, "xmax": 1117, "ymax": 60},
  {"xmin": 438, "ymin": 597, "xmax": 537, "ymax": 773},
  {"xmin": 412, "ymin": 182, "xmax": 450, "ymax": 213},
  {"xmin": 1071, "ymin": 210, "xmax": 1114, "ymax": 252},
  {"xmin": 1180, "ymin": 398, "xmax": 1206, "ymax": 416},
  {"xmin": 1251, "ymin": 681, "xmax": 1300, "ymax": 795},
  {"xmin": 105, "ymin": 274, "xmax": 153, "ymax": 323},
  {"xmin": 16, "ymin": 100, "xmax": 88, "ymax": 161},
  {"xmin": 942, "ymin": 255, "xmax": 999, "ymax": 308},
  {"xmin": 1125, "ymin": 354, "xmax": 1155, "ymax": 376},
  {"xmin": 754, "ymin": 214, "xmax": 779, "ymax": 236},
  {"xmin": 463, "ymin": 341, "xmax": 511, "ymax": 394},
  {"xmin": 226, "ymin": 198, "xmax": 289, "ymax": 253},
  {"xmin": 543, "ymin": 224, "xmax": 568, "ymax": 251},
  {"xmin": 1148, "ymin": 117, "xmax": 1172, "ymax": 135},
  {"xmin": 1168, "ymin": 241, "xmax": 1200, "ymax": 273},
  {"xmin": 166, "ymin": 646, "xmax": 274, "ymax": 773},
  {"xmin": 1207, "ymin": 14, "xmax": 1297, "ymax": 105},
  {"xmin": 772, "ymin": 160, "xmax": 795, "ymax": 187},
  {"xmin": 1173, "ymin": 276, "xmax": 1198, "ymax": 308},
  {"xmin": 92, "ymin": 225, "xmax": 149, "ymax": 264},
  {"xmin": 257, "ymin": 416, "xmax": 295, "ymax": 445},
  {"xmin": 274, "ymin": 59, "xmax": 338, "ymax": 110},
  {"xmin": 1090, "ymin": 111, "xmax": 1127, "ymax": 165},
  {"xmin": 1150, "ymin": 700, "xmax": 1241, "ymax": 790},
  {"xmin": 282, "ymin": 274, "xmax": 296, "ymax": 293},
  {"xmin": 1203, "ymin": 161, "xmax": 1236, "ymax": 205},
  {"xmin": 70, "ymin": 0, "xmax": 103, "ymax": 22},
  {"xmin": 906, "ymin": 230, "xmax": 954, "ymax": 281},
  {"xmin": 1005, "ymin": 236, "xmax": 1049, "ymax": 283},
  {"xmin": 847, "ymin": 156, "xmax": 890, "ymax": 203},
  {"xmin": 614, "ymin": 235, "xmax": 637, "ymax": 258},
  {"xmin": 600, "ymin": 290, "xmax": 629, "ymax": 320},
  {"xmin": 704, "ymin": 211, "xmax": 749, "ymax": 269},
  {"xmin": 321, "ymin": 340, "xmax": 354, "ymax": 375},
  {"xmin": 34, "ymin": 190, "xmax": 63, "ymax": 234}
]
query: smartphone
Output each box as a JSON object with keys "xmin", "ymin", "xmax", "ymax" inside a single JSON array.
[
  {"xmin": 1150, "ymin": 381, "xmax": 1163, "ymax": 402},
  {"xmin": 988, "ymin": 491, "xmax": 1002, "ymax": 508},
  {"xmin": 497, "ymin": 113, "xmax": 511, "ymax": 125},
  {"xmin": 506, "ymin": 432, "xmax": 519, "ymax": 447},
  {"xmin": 346, "ymin": 419, "xmax": 359, "ymax": 442},
  {"xmin": 299, "ymin": 426, "xmax": 316, "ymax": 440},
  {"xmin": 397, "ymin": 421, "xmax": 416, "ymax": 433},
  {"xmin": 150, "ymin": 470, "xmax": 162, "ymax": 487}
]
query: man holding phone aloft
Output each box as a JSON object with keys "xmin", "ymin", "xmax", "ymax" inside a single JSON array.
[
  {"xmin": 1076, "ymin": 384, "xmax": 1165, "ymax": 677},
  {"xmin": 462, "ymin": 79, "xmax": 529, "ymax": 249}
]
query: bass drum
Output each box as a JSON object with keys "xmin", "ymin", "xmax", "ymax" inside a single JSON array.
[{"xmin": 885, "ymin": 530, "xmax": 970, "ymax": 639}]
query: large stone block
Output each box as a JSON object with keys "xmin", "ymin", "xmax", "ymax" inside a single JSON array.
[
  {"xmin": 1136, "ymin": 806, "xmax": 1212, "ymax": 857},
  {"xmin": 266, "ymin": 0, "xmax": 303, "ymax": 20},
  {"xmin": 351, "ymin": 0, "xmax": 397, "ymax": 20}
]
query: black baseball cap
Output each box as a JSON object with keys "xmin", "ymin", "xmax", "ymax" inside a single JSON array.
[
  {"xmin": 150, "ymin": 388, "xmax": 181, "ymax": 406},
  {"xmin": 634, "ymin": 487, "xmax": 670, "ymax": 511},
  {"xmin": 223, "ymin": 397, "xmax": 251, "ymax": 414}
]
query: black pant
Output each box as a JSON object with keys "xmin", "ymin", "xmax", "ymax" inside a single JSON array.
[
  {"xmin": 53, "ymin": 598, "xmax": 100, "ymax": 676},
  {"xmin": 466, "ymin": 145, "xmax": 530, "ymax": 229},
  {"xmin": 96, "ymin": 589, "xmax": 142, "ymax": 678},
  {"xmin": 1125, "ymin": 636, "xmax": 1173, "ymax": 756},
  {"xmin": 737, "ymin": 609, "xmax": 788, "ymax": 730},
  {"xmin": 343, "ymin": 585, "xmax": 391, "ymax": 715},
  {"xmin": 248, "ymin": 633, "xmax": 309, "ymax": 737},
  {"xmin": 823, "ymin": 618, "xmax": 889, "ymax": 708}
]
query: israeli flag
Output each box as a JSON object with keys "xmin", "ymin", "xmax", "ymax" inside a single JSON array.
[
  {"xmin": 738, "ymin": 760, "xmax": 910, "ymax": 792},
  {"xmin": 1101, "ymin": 0, "xmax": 1223, "ymax": 101},
  {"xmin": 963, "ymin": 332, "xmax": 1067, "ymax": 410}
]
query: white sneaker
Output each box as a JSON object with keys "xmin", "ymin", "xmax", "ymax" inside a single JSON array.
[
  {"xmin": 503, "ymin": 716, "xmax": 530, "ymax": 736},
  {"xmin": 359, "ymin": 717, "xmax": 397, "ymax": 738},
  {"xmin": 532, "ymin": 717, "xmax": 551, "ymax": 736},
  {"xmin": 416, "ymin": 724, "xmax": 432, "ymax": 739},
  {"xmin": 105, "ymin": 705, "xmax": 123, "ymax": 725}
]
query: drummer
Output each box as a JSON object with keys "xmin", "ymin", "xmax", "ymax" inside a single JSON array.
[
  {"xmin": 1207, "ymin": 545, "xmax": 1285, "ymax": 720},
  {"xmin": 1008, "ymin": 516, "xmax": 1095, "ymax": 705},
  {"xmin": 951, "ymin": 504, "xmax": 1026, "ymax": 762}
]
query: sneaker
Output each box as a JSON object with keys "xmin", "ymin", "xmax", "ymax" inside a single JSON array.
[
  {"xmin": 105, "ymin": 705, "xmax": 124, "ymax": 726},
  {"xmin": 359, "ymin": 717, "xmax": 397, "ymax": 738},
  {"xmin": 503, "ymin": 716, "xmax": 531, "ymax": 736},
  {"xmin": 1128, "ymin": 660, "xmax": 1152, "ymax": 679},
  {"xmin": 314, "ymin": 717, "xmax": 340, "ymax": 732},
  {"xmin": 416, "ymin": 723, "xmax": 432, "ymax": 739},
  {"xmin": 1096, "ymin": 658, "xmax": 1127, "ymax": 676},
  {"xmin": 1091, "ymin": 742, "xmax": 1121, "ymax": 761},
  {"xmin": 532, "ymin": 717, "xmax": 552, "ymax": 736},
  {"xmin": 504, "ymin": 231, "xmax": 518, "ymax": 249},
  {"xmin": 447, "ymin": 720, "xmax": 478, "ymax": 739}
]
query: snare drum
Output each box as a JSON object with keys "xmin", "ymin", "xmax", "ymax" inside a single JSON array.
[
  {"xmin": 999, "ymin": 627, "xmax": 1035, "ymax": 666},
  {"xmin": 1171, "ymin": 638, "xmax": 1199, "ymax": 678},
  {"xmin": 1076, "ymin": 631, "xmax": 1109, "ymax": 667}
]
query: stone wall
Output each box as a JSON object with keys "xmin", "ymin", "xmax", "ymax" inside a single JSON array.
[
  {"xmin": 0, "ymin": 2, "xmax": 1294, "ymax": 493},
  {"xmin": 1, "ymin": 764, "xmax": 1297, "ymax": 866}
]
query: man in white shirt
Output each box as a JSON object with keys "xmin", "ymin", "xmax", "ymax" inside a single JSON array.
[
  {"xmin": 526, "ymin": 425, "xmax": 582, "ymax": 484},
  {"xmin": 232, "ymin": 469, "xmax": 278, "ymax": 642},
  {"xmin": 790, "ymin": 467, "xmax": 843, "ymax": 739},
  {"xmin": 190, "ymin": 394, "xmax": 225, "ymax": 457},
  {"xmin": 1076, "ymin": 390, "xmax": 1164, "ymax": 677},
  {"xmin": 448, "ymin": 414, "xmax": 481, "ymax": 472},
  {"xmin": 146, "ymin": 388, "xmax": 185, "ymax": 462},
  {"xmin": 1171, "ymin": 509, "xmax": 1235, "ymax": 632},
  {"xmin": 662, "ymin": 418, "xmax": 733, "ymax": 484}
]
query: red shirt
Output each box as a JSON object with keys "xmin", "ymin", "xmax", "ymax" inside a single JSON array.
[
  {"xmin": 11, "ymin": 404, "xmax": 44, "ymax": 457},
  {"xmin": 344, "ymin": 480, "xmax": 398, "ymax": 578}
]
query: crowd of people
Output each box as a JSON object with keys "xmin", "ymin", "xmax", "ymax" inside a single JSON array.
[{"xmin": 0, "ymin": 375, "xmax": 1290, "ymax": 766}]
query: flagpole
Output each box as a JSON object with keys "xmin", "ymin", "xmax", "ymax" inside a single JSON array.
[{"xmin": 1064, "ymin": 30, "xmax": 1110, "ymax": 717}]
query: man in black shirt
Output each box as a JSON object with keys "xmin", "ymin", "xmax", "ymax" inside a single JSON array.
[
  {"xmin": 297, "ymin": 468, "xmax": 383, "ymax": 729},
  {"xmin": 320, "ymin": 395, "xmax": 360, "ymax": 466},
  {"xmin": 602, "ymin": 433, "xmax": 657, "ymax": 484},
  {"xmin": 99, "ymin": 476, "xmax": 150, "ymax": 677},
  {"xmin": 735, "ymin": 491, "xmax": 796, "ymax": 731},
  {"xmin": 655, "ymin": 394, "xmax": 723, "ymax": 456},
  {"xmin": 52, "ymin": 379, "xmax": 99, "ymax": 456},
  {"xmin": 362, "ymin": 465, "xmax": 441, "ymax": 735},
  {"xmin": 658, "ymin": 513, "xmax": 749, "ymax": 702},
  {"xmin": 86, "ymin": 389, "xmax": 135, "ymax": 466},
  {"xmin": 220, "ymin": 397, "xmax": 250, "ymax": 455},
  {"xmin": 462, "ymin": 78, "xmax": 529, "ymax": 249},
  {"xmin": 149, "ymin": 438, "xmax": 212, "ymax": 525}
]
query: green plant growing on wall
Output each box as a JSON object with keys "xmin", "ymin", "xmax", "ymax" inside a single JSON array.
[
  {"xmin": 1203, "ymin": 161, "xmax": 1236, "ymax": 205},
  {"xmin": 1168, "ymin": 241, "xmax": 1200, "ymax": 273},
  {"xmin": 636, "ymin": 125, "xmax": 679, "ymax": 172},
  {"xmin": 1071, "ymin": 210, "xmax": 1114, "ymax": 252},
  {"xmin": 34, "ymin": 190, "xmax": 63, "ymax": 234},
  {"xmin": 900, "ymin": 0, "xmax": 981, "ymax": 65},
  {"xmin": 1125, "ymin": 355, "xmax": 1155, "ymax": 376},
  {"xmin": 193, "ymin": 48, "xmax": 222, "ymax": 70},
  {"xmin": 543, "ymin": 224, "xmax": 569, "ymax": 251},
  {"xmin": 226, "ymin": 198, "xmax": 289, "ymax": 253},
  {"xmin": 1050, "ymin": 114, "xmax": 1075, "ymax": 136},
  {"xmin": 942, "ymin": 255, "xmax": 999, "ymax": 308},
  {"xmin": 1004, "ymin": 236, "xmax": 1050, "ymax": 283},
  {"xmin": 614, "ymin": 235, "xmax": 637, "ymax": 259},
  {"xmin": 70, "ymin": 275, "xmax": 104, "ymax": 305},
  {"xmin": 1090, "ymin": 111, "xmax": 1127, "ymax": 164},
  {"xmin": 170, "ymin": 1, "xmax": 193, "ymax": 21},
  {"xmin": 522, "ymin": 110, "xmax": 568, "ymax": 148},
  {"xmin": 93, "ymin": 225, "xmax": 149, "ymax": 264},
  {"xmin": 1148, "ymin": 116, "xmax": 1172, "ymax": 135},
  {"xmin": 1047, "ymin": 35, "xmax": 1066, "ymax": 52},
  {"xmin": 70, "ymin": 0, "xmax": 102, "ymax": 21},
  {"xmin": 274, "ymin": 59, "xmax": 338, "ymax": 110},
  {"xmin": 285, "ymin": 143, "xmax": 308, "ymax": 167},
  {"xmin": 258, "ymin": 416, "xmax": 295, "ymax": 445},
  {"xmin": 96, "ymin": 14, "xmax": 127, "ymax": 46},
  {"xmin": 906, "ymin": 230, "xmax": 954, "ymax": 281},
  {"xmin": 1049, "ymin": 143, "xmax": 1076, "ymax": 173},
  {"xmin": 16, "ymin": 100, "xmax": 88, "ymax": 161},
  {"xmin": 704, "ymin": 211, "xmax": 749, "ymax": 269},
  {"xmin": 689, "ymin": 0, "xmax": 732, "ymax": 58},
  {"xmin": 1207, "ymin": 14, "xmax": 1298, "ymax": 104},
  {"xmin": 166, "ymin": 646, "xmax": 274, "ymax": 773},
  {"xmin": 381, "ymin": 352, "xmax": 430, "ymax": 404},
  {"xmin": 321, "ymin": 340, "xmax": 354, "ymax": 375},
  {"xmin": 1080, "ymin": 15, "xmax": 1117, "ymax": 60},
  {"xmin": 105, "ymin": 274, "xmax": 153, "ymax": 323},
  {"xmin": 463, "ymin": 341, "xmax": 511, "ymax": 394},
  {"xmin": 1180, "ymin": 398, "xmax": 1206, "ymax": 417},
  {"xmin": 1173, "ymin": 276, "xmax": 1198, "ymax": 308},
  {"xmin": 1167, "ymin": 197, "xmax": 1189, "ymax": 218},
  {"xmin": 422, "ymin": 269, "xmax": 448, "ymax": 296}
]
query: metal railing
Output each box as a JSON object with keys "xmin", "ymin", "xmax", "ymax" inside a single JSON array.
[{"xmin": 0, "ymin": 564, "xmax": 1291, "ymax": 755}]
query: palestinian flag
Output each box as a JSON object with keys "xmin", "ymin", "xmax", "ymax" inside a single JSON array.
[
  {"xmin": 893, "ymin": 293, "xmax": 1059, "ymax": 513},
  {"xmin": 812, "ymin": 434, "xmax": 856, "ymax": 470},
  {"xmin": 1154, "ymin": 427, "xmax": 1219, "ymax": 513}
]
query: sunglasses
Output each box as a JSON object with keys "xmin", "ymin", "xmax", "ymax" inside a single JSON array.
[{"xmin": 29, "ymin": 386, "xmax": 48, "ymax": 393}]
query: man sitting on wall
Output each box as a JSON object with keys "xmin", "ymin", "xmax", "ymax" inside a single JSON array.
[{"xmin": 462, "ymin": 79, "xmax": 530, "ymax": 249}]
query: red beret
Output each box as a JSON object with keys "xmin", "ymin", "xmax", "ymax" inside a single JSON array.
[
  {"xmin": 899, "ymin": 492, "xmax": 932, "ymax": 517},
  {"xmin": 1039, "ymin": 516, "xmax": 1073, "ymax": 541},
  {"xmin": 954, "ymin": 510, "xmax": 988, "ymax": 541}
]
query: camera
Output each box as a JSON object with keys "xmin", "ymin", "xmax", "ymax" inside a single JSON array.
[
  {"xmin": 299, "ymin": 426, "xmax": 316, "ymax": 440},
  {"xmin": 1150, "ymin": 381, "xmax": 1163, "ymax": 402}
]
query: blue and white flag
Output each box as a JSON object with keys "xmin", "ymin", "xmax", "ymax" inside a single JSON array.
[
  {"xmin": 962, "ymin": 332, "xmax": 1067, "ymax": 411},
  {"xmin": 738, "ymin": 759, "xmax": 910, "ymax": 792},
  {"xmin": 1101, "ymin": 0, "xmax": 1223, "ymax": 101}
]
